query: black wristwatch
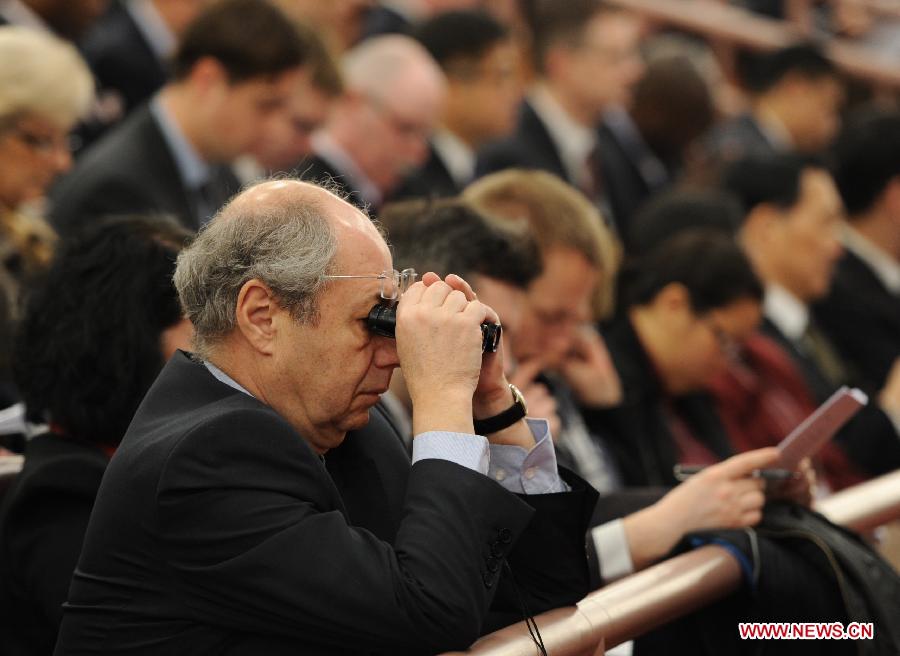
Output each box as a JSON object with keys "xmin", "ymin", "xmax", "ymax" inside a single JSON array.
[{"xmin": 473, "ymin": 384, "xmax": 528, "ymax": 435}]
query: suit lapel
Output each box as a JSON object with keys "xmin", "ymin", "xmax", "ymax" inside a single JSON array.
[
  {"xmin": 140, "ymin": 109, "xmax": 204, "ymax": 230},
  {"xmin": 519, "ymin": 101, "xmax": 570, "ymax": 183}
]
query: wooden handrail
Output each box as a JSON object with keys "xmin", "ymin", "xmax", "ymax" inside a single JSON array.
[
  {"xmin": 604, "ymin": 0, "xmax": 900, "ymax": 89},
  {"xmin": 0, "ymin": 455, "xmax": 23, "ymax": 475},
  {"xmin": 442, "ymin": 468, "xmax": 900, "ymax": 656},
  {"xmin": 816, "ymin": 468, "xmax": 900, "ymax": 531}
]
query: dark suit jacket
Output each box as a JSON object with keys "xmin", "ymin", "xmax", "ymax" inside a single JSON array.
[
  {"xmin": 298, "ymin": 153, "xmax": 372, "ymax": 212},
  {"xmin": 361, "ymin": 5, "xmax": 412, "ymax": 39},
  {"xmin": 78, "ymin": 1, "xmax": 168, "ymax": 147},
  {"xmin": 0, "ymin": 433, "xmax": 109, "ymax": 656},
  {"xmin": 594, "ymin": 118, "xmax": 672, "ymax": 239},
  {"xmin": 590, "ymin": 317, "xmax": 734, "ymax": 487},
  {"xmin": 813, "ymin": 249, "xmax": 900, "ymax": 392},
  {"xmin": 700, "ymin": 112, "xmax": 779, "ymax": 165},
  {"xmin": 476, "ymin": 100, "xmax": 570, "ymax": 184},
  {"xmin": 56, "ymin": 352, "xmax": 594, "ymax": 655},
  {"xmin": 389, "ymin": 143, "xmax": 461, "ymax": 202},
  {"xmin": 50, "ymin": 106, "xmax": 240, "ymax": 234},
  {"xmin": 760, "ymin": 318, "xmax": 900, "ymax": 476}
]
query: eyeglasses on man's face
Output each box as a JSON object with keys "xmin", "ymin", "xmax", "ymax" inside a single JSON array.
[{"xmin": 323, "ymin": 268, "xmax": 418, "ymax": 301}]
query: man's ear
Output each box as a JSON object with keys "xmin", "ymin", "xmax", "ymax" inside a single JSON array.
[
  {"xmin": 187, "ymin": 56, "xmax": 228, "ymax": 96},
  {"xmin": 742, "ymin": 204, "xmax": 781, "ymax": 248},
  {"xmin": 235, "ymin": 279, "xmax": 280, "ymax": 355},
  {"xmin": 655, "ymin": 281, "xmax": 691, "ymax": 314}
]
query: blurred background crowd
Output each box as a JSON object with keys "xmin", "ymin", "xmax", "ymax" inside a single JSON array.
[{"xmin": 1, "ymin": 0, "xmax": 900, "ymax": 654}]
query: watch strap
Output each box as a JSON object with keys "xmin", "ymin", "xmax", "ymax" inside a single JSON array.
[{"xmin": 473, "ymin": 384, "xmax": 527, "ymax": 435}]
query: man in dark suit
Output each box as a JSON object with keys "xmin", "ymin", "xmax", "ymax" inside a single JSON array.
[
  {"xmin": 50, "ymin": 0, "xmax": 308, "ymax": 234},
  {"xmin": 299, "ymin": 35, "xmax": 445, "ymax": 213},
  {"xmin": 596, "ymin": 55, "xmax": 716, "ymax": 238},
  {"xmin": 55, "ymin": 179, "xmax": 597, "ymax": 654},
  {"xmin": 390, "ymin": 11, "xmax": 522, "ymax": 202},
  {"xmin": 76, "ymin": 0, "xmax": 208, "ymax": 147},
  {"xmin": 476, "ymin": 0, "xmax": 643, "ymax": 224},
  {"xmin": 701, "ymin": 44, "xmax": 843, "ymax": 166},
  {"xmin": 723, "ymin": 153, "xmax": 900, "ymax": 476},
  {"xmin": 814, "ymin": 110, "xmax": 900, "ymax": 392}
]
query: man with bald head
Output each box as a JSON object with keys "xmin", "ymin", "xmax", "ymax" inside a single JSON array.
[
  {"xmin": 55, "ymin": 179, "xmax": 596, "ymax": 655},
  {"xmin": 299, "ymin": 34, "xmax": 446, "ymax": 212}
]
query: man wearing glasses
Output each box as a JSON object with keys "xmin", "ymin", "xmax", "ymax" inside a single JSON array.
[
  {"xmin": 299, "ymin": 34, "xmax": 445, "ymax": 214},
  {"xmin": 55, "ymin": 179, "xmax": 596, "ymax": 655}
]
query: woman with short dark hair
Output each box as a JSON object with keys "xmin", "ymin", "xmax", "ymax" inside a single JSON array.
[{"xmin": 0, "ymin": 215, "xmax": 192, "ymax": 656}]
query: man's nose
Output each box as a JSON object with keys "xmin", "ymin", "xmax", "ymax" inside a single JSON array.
[{"xmin": 373, "ymin": 334, "xmax": 400, "ymax": 369}]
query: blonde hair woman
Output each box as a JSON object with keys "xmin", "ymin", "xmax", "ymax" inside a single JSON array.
[
  {"xmin": 0, "ymin": 26, "xmax": 93, "ymax": 275},
  {"xmin": 0, "ymin": 26, "xmax": 93, "ymax": 409}
]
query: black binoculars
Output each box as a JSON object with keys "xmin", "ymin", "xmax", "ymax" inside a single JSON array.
[{"xmin": 367, "ymin": 303, "xmax": 502, "ymax": 353}]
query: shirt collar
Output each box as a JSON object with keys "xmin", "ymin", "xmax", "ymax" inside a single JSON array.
[
  {"xmin": 528, "ymin": 85, "xmax": 597, "ymax": 185},
  {"xmin": 431, "ymin": 129, "xmax": 475, "ymax": 188},
  {"xmin": 842, "ymin": 224, "xmax": 900, "ymax": 295},
  {"xmin": 754, "ymin": 109, "xmax": 793, "ymax": 150},
  {"xmin": 150, "ymin": 96, "xmax": 212, "ymax": 191},
  {"xmin": 125, "ymin": 0, "xmax": 177, "ymax": 61},
  {"xmin": 0, "ymin": 0, "xmax": 51, "ymax": 31},
  {"xmin": 311, "ymin": 131, "xmax": 383, "ymax": 208},
  {"xmin": 203, "ymin": 360, "xmax": 254, "ymax": 398},
  {"xmin": 764, "ymin": 283, "xmax": 809, "ymax": 341}
]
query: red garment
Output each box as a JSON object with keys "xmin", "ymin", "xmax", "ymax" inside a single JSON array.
[
  {"xmin": 708, "ymin": 332, "xmax": 866, "ymax": 491},
  {"xmin": 665, "ymin": 402, "xmax": 720, "ymax": 467}
]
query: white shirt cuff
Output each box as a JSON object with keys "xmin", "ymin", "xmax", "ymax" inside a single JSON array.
[
  {"xmin": 410, "ymin": 419, "xmax": 568, "ymax": 495},
  {"xmin": 591, "ymin": 519, "xmax": 635, "ymax": 583},
  {"xmin": 411, "ymin": 430, "xmax": 490, "ymax": 475},
  {"xmin": 488, "ymin": 418, "xmax": 568, "ymax": 494}
]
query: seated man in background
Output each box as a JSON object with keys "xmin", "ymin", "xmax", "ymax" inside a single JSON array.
[
  {"xmin": 476, "ymin": 0, "xmax": 644, "ymax": 227},
  {"xmin": 700, "ymin": 43, "xmax": 843, "ymax": 165},
  {"xmin": 0, "ymin": 215, "xmax": 192, "ymax": 656},
  {"xmin": 51, "ymin": 0, "xmax": 309, "ymax": 233},
  {"xmin": 390, "ymin": 10, "xmax": 523, "ymax": 200},
  {"xmin": 77, "ymin": 0, "xmax": 211, "ymax": 148},
  {"xmin": 299, "ymin": 34, "xmax": 445, "ymax": 213},
  {"xmin": 241, "ymin": 21, "xmax": 343, "ymax": 179},
  {"xmin": 814, "ymin": 109, "xmax": 900, "ymax": 393},
  {"xmin": 628, "ymin": 188, "xmax": 865, "ymax": 491},
  {"xmin": 56, "ymin": 179, "xmax": 598, "ymax": 655},
  {"xmin": 723, "ymin": 153, "xmax": 900, "ymax": 476}
]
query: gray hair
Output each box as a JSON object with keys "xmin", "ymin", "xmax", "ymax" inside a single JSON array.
[
  {"xmin": 0, "ymin": 27, "xmax": 94, "ymax": 128},
  {"xmin": 173, "ymin": 187, "xmax": 338, "ymax": 358},
  {"xmin": 341, "ymin": 34, "xmax": 443, "ymax": 103}
]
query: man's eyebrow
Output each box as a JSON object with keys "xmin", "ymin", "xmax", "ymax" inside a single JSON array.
[{"xmin": 355, "ymin": 292, "xmax": 382, "ymax": 313}]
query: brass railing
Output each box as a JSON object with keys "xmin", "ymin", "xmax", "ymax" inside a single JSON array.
[{"xmin": 442, "ymin": 469, "xmax": 900, "ymax": 656}]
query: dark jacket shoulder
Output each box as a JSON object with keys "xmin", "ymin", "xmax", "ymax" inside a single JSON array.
[{"xmin": 476, "ymin": 100, "xmax": 569, "ymax": 183}]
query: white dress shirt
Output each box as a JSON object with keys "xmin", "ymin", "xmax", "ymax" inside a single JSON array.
[
  {"xmin": 842, "ymin": 225, "xmax": 900, "ymax": 295},
  {"xmin": 431, "ymin": 129, "xmax": 475, "ymax": 189}
]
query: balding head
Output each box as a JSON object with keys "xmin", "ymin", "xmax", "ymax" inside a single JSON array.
[
  {"xmin": 342, "ymin": 34, "xmax": 444, "ymax": 103},
  {"xmin": 176, "ymin": 178, "xmax": 400, "ymax": 450},
  {"xmin": 324, "ymin": 35, "xmax": 446, "ymax": 194},
  {"xmin": 174, "ymin": 179, "xmax": 386, "ymax": 357}
]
